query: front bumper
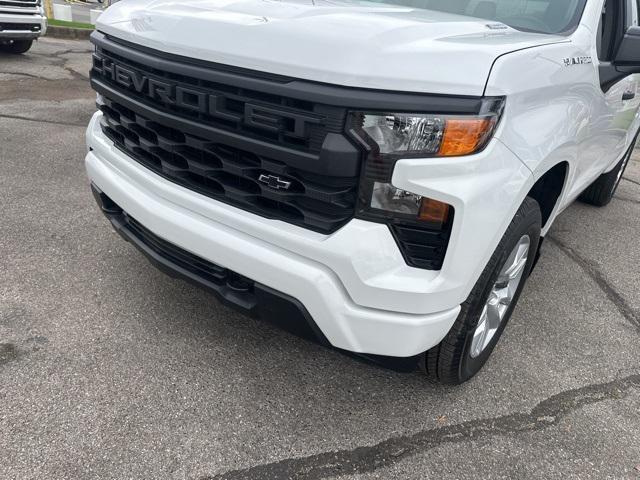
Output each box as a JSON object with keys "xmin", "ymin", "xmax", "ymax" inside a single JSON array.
[
  {"xmin": 0, "ymin": 30, "xmax": 39, "ymax": 39},
  {"xmin": 86, "ymin": 110, "xmax": 533, "ymax": 357},
  {"xmin": 0, "ymin": 12, "xmax": 47, "ymax": 39},
  {"xmin": 92, "ymin": 184, "xmax": 333, "ymax": 347}
]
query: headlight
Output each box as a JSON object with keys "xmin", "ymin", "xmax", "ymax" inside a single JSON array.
[
  {"xmin": 361, "ymin": 114, "xmax": 446, "ymax": 155},
  {"xmin": 348, "ymin": 100, "xmax": 504, "ymax": 161},
  {"xmin": 347, "ymin": 98, "xmax": 504, "ymax": 227},
  {"xmin": 344, "ymin": 98, "xmax": 504, "ymax": 270}
]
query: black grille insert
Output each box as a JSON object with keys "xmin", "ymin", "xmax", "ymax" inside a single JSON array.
[
  {"xmin": 98, "ymin": 96, "xmax": 358, "ymax": 233},
  {"xmin": 0, "ymin": 22, "xmax": 40, "ymax": 31},
  {"xmin": 127, "ymin": 215, "xmax": 230, "ymax": 286}
]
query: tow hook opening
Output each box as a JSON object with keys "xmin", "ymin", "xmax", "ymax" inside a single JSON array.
[{"xmin": 227, "ymin": 272, "xmax": 253, "ymax": 293}]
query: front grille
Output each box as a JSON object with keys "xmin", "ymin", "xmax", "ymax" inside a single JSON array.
[
  {"xmin": 91, "ymin": 33, "xmax": 361, "ymax": 234},
  {"xmin": 0, "ymin": 0, "xmax": 40, "ymax": 6},
  {"xmin": 0, "ymin": 0, "xmax": 39, "ymax": 14},
  {"xmin": 0, "ymin": 23, "xmax": 40, "ymax": 31},
  {"xmin": 99, "ymin": 96, "xmax": 358, "ymax": 233}
]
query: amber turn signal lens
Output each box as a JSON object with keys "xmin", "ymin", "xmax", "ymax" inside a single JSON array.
[
  {"xmin": 418, "ymin": 198, "xmax": 451, "ymax": 225},
  {"xmin": 438, "ymin": 118, "xmax": 495, "ymax": 157}
]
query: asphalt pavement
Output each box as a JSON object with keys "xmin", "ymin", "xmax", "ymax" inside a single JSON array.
[{"xmin": 1, "ymin": 38, "xmax": 640, "ymax": 480}]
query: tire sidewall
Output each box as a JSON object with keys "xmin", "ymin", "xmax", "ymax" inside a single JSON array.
[
  {"xmin": 611, "ymin": 139, "xmax": 636, "ymax": 196},
  {"xmin": 457, "ymin": 209, "xmax": 541, "ymax": 382},
  {"xmin": 0, "ymin": 40, "xmax": 33, "ymax": 54}
]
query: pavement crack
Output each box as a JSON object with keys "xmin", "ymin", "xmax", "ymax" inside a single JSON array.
[
  {"xmin": 201, "ymin": 234, "xmax": 640, "ymax": 480},
  {"xmin": 0, "ymin": 71, "xmax": 51, "ymax": 80},
  {"xmin": 615, "ymin": 195, "xmax": 640, "ymax": 205},
  {"xmin": 206, "ymin": 375, "xmax": 640, "ymax": 479},
  {"xmin": 547, "ymin": 235, "xmax": 640, "ymax": 333},
  {"xmin": 26, "ymin": 49, "xmax": 92, "ymax": 81},
  {"xmin": 202, "ymin": 374, "xmax": 640, "ymax": 480},
  {"xmin": 622, "ymin": 176, "xmax": 640, "ymax": 187},
  {"xmin": 0, "ymin": 114, "xmax": 86, "ymax": 128},
  {"xmin": 64, "ymin": 66, "xmax": 89, "ymax": 82},
  {"xmin": 34, "ymin": 48, "xmax": 92, "ymax": 58}
]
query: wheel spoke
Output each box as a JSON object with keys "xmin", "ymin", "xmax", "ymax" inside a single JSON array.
[
  {"xmin": 503, "ymin": 247, "xmax": 528, "ymax": 281},
  {"xmin": 471, "ymin": 307, "xmax": 489, "ymax": 357},
  {"xmin": 470, "ymin": 235, "xmax": 531, "ymax": 358},
  {"xmin": 486, "ymin": 299, "xmax": 503, "ymax": 330}
]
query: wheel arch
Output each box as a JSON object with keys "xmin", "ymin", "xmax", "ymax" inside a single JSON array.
[
  {"xmin": 525, "ymin": 161, "xmax": 570, "ymax": 274},
  {"xmin": 526, "ymin": 161, "xmax": 570, "ymax": 231}
]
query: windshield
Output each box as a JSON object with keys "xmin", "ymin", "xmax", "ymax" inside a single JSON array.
[{"xmin": 366, "ymin": 0, "xmax": 588, "ymax": 34}]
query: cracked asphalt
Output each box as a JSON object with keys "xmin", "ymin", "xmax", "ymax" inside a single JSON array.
[{"xmin": 1, "ymin": 38, "xmax": 640, "ymax": 480}]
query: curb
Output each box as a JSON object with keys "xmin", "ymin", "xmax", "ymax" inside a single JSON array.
[{"xmin": 45, "ymin": 25, "xmax": 93, "ymax": 40}]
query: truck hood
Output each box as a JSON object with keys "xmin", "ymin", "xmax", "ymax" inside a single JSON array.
[{"xmin": 97, "ymin": 0, "xmax": 567, "ymax": 96}]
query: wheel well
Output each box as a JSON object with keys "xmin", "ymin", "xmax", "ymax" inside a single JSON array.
[{"xmin": 527, "ymin": 162, "xmax": 568, "ymax": 229}]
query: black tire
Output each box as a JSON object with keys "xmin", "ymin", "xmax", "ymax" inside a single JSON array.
[
  {"xmin": 420, "ymin": 197, "xmax": 542, "ymax": 385},
  {"xmin": 579, "ymin": 134, "xmax": 638, "ymax": 207},
  {"xmin": 0, "ymin": 40, "xmax": 33, "ymax": 54}
]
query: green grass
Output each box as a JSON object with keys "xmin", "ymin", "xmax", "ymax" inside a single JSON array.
[{"xmin": 48, "ymin": 19, "xmax": 94, "ymax": 30}]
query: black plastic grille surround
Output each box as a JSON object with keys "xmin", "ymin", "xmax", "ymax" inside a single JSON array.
[
  {"xmin": 93, "ymin": 44, "xmax": 345, "ymax": 153},
  {"xmin": 91, "ymin": 33, "xmax": 361, "ymax": 234}
]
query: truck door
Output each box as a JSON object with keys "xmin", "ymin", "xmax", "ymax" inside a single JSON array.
[
  {"xmin": 600, "ymin": 0, "xmax": 640, "ymax": 148},
  {"xmin": 583, "ymin": 0, "xmax": 640, "ymax": 185},
  {"xmin": 625, "ymin": 0, "xmax": 640, "ymax": 141},
  {"xmin": 618, "ymin": 0, "xmax": 640, "ymax": 142}
]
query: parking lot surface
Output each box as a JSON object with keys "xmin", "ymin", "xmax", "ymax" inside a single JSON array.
[{"xmin": 1, "ymin": 38, "xmax": 640, "ymax": 480}]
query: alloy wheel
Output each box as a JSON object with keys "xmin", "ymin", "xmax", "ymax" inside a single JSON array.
[{"xmin": 470, "ymin": 235, "xmax": 531, "ymax": 358}]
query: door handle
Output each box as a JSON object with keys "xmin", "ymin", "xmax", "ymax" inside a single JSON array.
[{"xmin": 623, "ymin": 90, "xmax": 636, "ymax": 101}]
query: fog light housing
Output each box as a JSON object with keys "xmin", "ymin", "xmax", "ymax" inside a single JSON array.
[
  {"xmin": 368, "ymin": 182, "xmax": 451, "ymax": 228},
  {"xmin": 357, "ymin": 179, "xmax": 454, "ymax": 270}
]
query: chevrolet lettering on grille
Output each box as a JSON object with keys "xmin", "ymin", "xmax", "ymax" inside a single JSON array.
[{"xmin": 92, "ymin": 53, "xmax": 324, "ymax": 138}]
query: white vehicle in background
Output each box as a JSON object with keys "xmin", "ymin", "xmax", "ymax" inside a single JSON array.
[
  {"xmin": 0, "ymin": 0, "xmax": 46, "ymax": 54},
  {"xmin": 86, "ymin": 0, "xmax": 640, "ymax": 384}
]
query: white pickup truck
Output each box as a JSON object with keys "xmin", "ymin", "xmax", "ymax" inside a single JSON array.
[
  {"xmin": 0, "ymin": 0, "xmax": 46, "ymax": 53},
  {"xmin": 86, "ymin": 0, "xmax": 640, "ymax": 384}
]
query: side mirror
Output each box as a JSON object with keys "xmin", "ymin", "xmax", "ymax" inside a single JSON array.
[
  {"xmin": 614, "ymin": 26, "xmax": 640, "ymax": 66},
  {"xmin": 601, "ymin": 26, "xmax": 640, "ymax": 91}
]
